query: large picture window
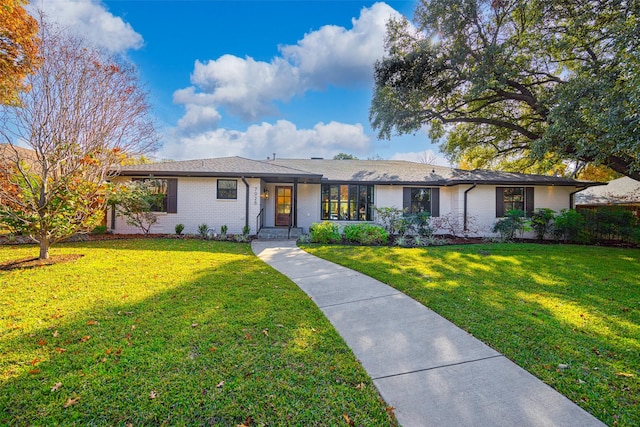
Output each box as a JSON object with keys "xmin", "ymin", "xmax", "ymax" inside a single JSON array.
[
  {"xmin": 217, "ymin": 179, "xmax": 237, "ymax": 199},
  {"xmin": 321, "ymin": 184, "xmax": 373, "ymax": 221},
  {"xmin": 496, "ymin": 187, "xmax": 534, "ymax": 217}
]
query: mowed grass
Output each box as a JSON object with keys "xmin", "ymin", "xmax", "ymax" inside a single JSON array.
[
  {"xmin": 0, "ymin": 239, "xmax": 396, "ymax": 426},
  {"xmin": 302, "ymin": 243, "xmax": 640, "ymax": 427}
]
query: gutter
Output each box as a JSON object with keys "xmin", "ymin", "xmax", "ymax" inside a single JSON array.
[
  {"xmin": 241, "ymin": 177, "xmax": 250, "ymax": 231},
  {"xmin": 463, "ymin": 183, "xmax": 477, "ymax": 232},
  {"xmin": 569, "ymin": 186, "xmax": 587, "ymax": 209}
]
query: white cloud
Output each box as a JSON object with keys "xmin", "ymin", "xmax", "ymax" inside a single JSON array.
[
  {"xmin": 390, "ymin": 150, "xmax": 452, "ymax": 167},
  {"xmin": 158, "ymin": 120, "xmax": 371, "ymax": 161},
  {"xmin": 281, "ymin": 2, "xmax": 399, "ymax": 88},
  {"xmin": 191, "ymin": 55, "xmax": 301, "ymax": 121},
  {"xmin": 176, "ymin": 2, "xmax": 400, "ymax": 122},
  {"xmin": 29, "ymin": 0, "xmax": 143, "ymax": 53}
]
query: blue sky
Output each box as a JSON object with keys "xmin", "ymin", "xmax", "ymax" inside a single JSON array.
[{"xmin": 31, "ymin": 0, "xmax": 447, "ymax": 164}]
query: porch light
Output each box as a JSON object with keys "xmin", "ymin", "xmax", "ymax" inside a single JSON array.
[{"xmin": 261, "ymin": 188, "xmax": 269, "ymax": 200}]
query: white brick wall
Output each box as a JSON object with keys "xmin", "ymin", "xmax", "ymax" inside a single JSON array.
[{"xmin": 110, "ymin": 177, "xmax": 261, "ymax": 235}]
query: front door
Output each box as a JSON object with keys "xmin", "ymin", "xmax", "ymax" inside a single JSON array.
[{"xmin": 275, "ymin": 186, "xmax": 292, "ymax": 226}]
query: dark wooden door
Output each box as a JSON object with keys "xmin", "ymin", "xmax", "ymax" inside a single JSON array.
[{"xmin": 275, "ymin": 186, "xmax": 292, "ymax": 226}]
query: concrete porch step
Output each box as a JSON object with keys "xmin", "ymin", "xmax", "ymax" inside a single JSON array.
[{"xmin": 257, "ymin": 227, "xmax": 303, "ymax": 240}]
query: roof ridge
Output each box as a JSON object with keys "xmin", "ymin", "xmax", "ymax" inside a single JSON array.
[{"xmin": 257, "ymin": 159, "xmax": 324, "ymax": 174}]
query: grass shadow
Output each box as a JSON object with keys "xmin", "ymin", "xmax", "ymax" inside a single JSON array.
[
  {"xmin": 302, "ymin": 243, "xmax": 640, "ymax": 426},
  {"xmin": 1, "ymin": 239, "xmax": 396, "ymax": 426}
]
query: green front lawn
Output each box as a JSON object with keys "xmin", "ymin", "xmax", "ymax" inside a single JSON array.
[
  {"xmin": 302, "ymin": 243, "xmax": 639, "ymax": 427},
  {"xmin": 0, "ymin": 239, "xmax": 396, "ymax": 426}
]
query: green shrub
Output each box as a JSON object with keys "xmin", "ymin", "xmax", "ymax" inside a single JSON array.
[
  {"xmin": 492, "ymin": 210, "xmax": 526, "ymax": 241},
  {"xmin": 359, "ymin": 224, "xmax": 388, "ymax": 245},
  {"xmin": 174, "ymin": 223, "xmax": 185, "ymax": 235},
  {"xmin": 583, "ymin": 206, "xmax": 638, "ymax": 242},
  {"xmin": 342, "ymin": 224, "xmax": 362, "ymax": 243},
  {"xmin": 197, "ymin": 223, "xmax": 208, "ymax": 238},
  {"xmin": 242, "ymin": 224, "xmax": 251, "ymax": 237},
  {"xmin": 530, "ymin": 208, "xmax": 555, "ymax": 240},
  {"xmin": 553, "ymin": 209, "xmax": 589, "ymax": 243},
  {"xmin": 343, "ymin": 223, "xmax": 388, "ymax": 245},
  {"xmin": 309, "ymin": 221, "xmax": 341, "ymax": 243},
  {"xmin": 91, "ymin": 225, "xmax": 108, "ymax": 235},
  {"xmin": 220, "ymin": 224, "xmax": 228, "ymax": 237}
]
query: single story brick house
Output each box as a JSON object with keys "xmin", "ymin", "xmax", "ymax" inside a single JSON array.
[{"xmin": 109, "ymin": 157, "xmax": 601, "ymax": 237}]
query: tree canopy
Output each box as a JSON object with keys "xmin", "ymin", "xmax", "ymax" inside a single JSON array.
[
  {"xmin": 0, "ymin": 0, "xmax": 40, "ymax": 105},
  {"xmin": 333, "ymin": 153, "xmax": 359, "ymax": 160},
  {"xmin": 0, "ymin": 19, "xmax": 158, "ymax": 259},
  {"xmin": 370, "ymin": 0, "xmax": 640, "ymax": 180}
]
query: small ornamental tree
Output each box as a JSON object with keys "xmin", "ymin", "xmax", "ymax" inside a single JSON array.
[
  {"xmin": 0, "ymin": 19, "xmax": 158, "ymax": 259},
  {"xmin": 109, "ymin": 181, "xmax": 164, "ymax": 235}
]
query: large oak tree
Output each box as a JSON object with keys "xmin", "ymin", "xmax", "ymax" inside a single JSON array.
[
  {"xmin": 0, "ymin": 19, "xmax": 158, "ymax": 259},
  {"xmin": 370, "ymin": 0, "xmax": 640, "ymax": 179}
]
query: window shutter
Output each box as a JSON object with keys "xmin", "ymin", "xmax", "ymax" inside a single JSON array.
[
  {"xmin": 402, "ymin": 187, "xmax": 411, "ymax": 214},
  {"xmin": 496, "ymin": 187, "xmax": 505, "ymax": 217},
  {"xmin": 167, "ymin": 179, "xmax": 178, "ymax": 213},
  {"xmin": 431, "ymin": 188, "xmax": 440, "ymax": 217},
  {"xmin": 525, "ymin": 187, "xmax": 534, "ymax": 217}
]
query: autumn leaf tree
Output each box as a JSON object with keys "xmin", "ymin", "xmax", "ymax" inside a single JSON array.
[
  {"xmin": 370, "ymin": 0, "xmax": 640, "ymax": 179},
  {"xmin": 0, "ymin": 0, "xmax": 40, "ymax": 105},
  {"xmin": 0, "ymin": 19, "xmax": 158, "ymax": 259},
  {"xmin": 108, "ymin": 180, "xmax": 164, "ymax": 235}
]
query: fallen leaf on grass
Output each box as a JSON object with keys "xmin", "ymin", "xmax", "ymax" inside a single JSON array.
[
  {"xmin": 80, "ymin": 336, "xmax": 91, "ymax": 343},
  {"xmin": 385, "ymin": 406, "xmax": 396, "ymax": 415},
  {"xmin": 37, "ymin": 339, "xmax": 47, "ymax": 346},
  {"xmin": 191, "ymin": 323, "xmax": 199, "ymax": 328},
  {"xmin": 149, "ymin": 391, "xmax": 157, "ymax": 399},
  {"xmin": 262, "ymin": 329, "xmax": 269, "ymax": 336},
  {"xmin": 52, "ymin": 330, "xmax": 59, "ymax": 337},
  {"xmin": 237, "ymin": 415, "xmax": 253, "ymax": 427},
  {"xmin": 51, "ymin": 382, "xmax": 62, "ymax": 392},
  {"xmin": 28, "ymin": 368, "xmax": 39, "ymax": 375},
  {"xmin": 216, "ymin": 381, "xmax": 225, "ymax": 388},
  {"xmin": 86, "ymin": 320, "xmax": 98, "ymax": 326},
  {"xmin": 342, "ymin": 413, "xmax": 355, "ymax": 426},
  {"xmin": 355, "ymin": 382, "xmax": 365, "ymax": 390},
  {"xmin": 55, "ymin": 347, "xmax": 66, "ymax": 353},
  {"xmin": 616, "ymin": 372, "xmax": 634, "ymax": 378},
  {"xmin": 63, "ymin": 396, "xmax": 80, "ymax": 408},
  {"xmin": 209, "ymin": 346, "xmax": 217, "ymax": 352}
]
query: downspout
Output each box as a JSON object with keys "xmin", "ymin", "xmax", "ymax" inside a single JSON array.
[
  {"xmin": 241, "ymin": 177, "xmax": 250, "ymax": 231},
  {"xmin": 569, "ymin": 187, "xmax": 586, "ymax": 210},
  {"xmin": 463, "ymin": 183, "xmax": 477, "ymax": 232}
]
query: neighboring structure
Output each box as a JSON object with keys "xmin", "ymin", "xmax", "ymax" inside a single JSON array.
[
  {"xmin": 109, "ymin": 157, "xmax": 602, "ymax": 237},
  {"xmin": 576, "ymin": 176, "xmax": 640, "ymax": 218}
]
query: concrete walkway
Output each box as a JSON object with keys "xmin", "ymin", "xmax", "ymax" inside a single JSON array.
[{"xmin": 252, "ymin": 240, "xmax": 606, "ymax": 427}]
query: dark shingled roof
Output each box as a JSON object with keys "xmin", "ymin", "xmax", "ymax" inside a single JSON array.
[
  {"xmin": 117, "ymin": 156, "xmax": 600, "ymax": 187},
  {"xmin": 117, "ymin": 156, "xmax": 322, "ymax": 181},
  {"xmin": 269, "ymin": 159, "xmax": 599, "ymax": 186}
]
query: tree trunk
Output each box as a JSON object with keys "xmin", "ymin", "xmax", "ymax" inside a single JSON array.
[{"xmin": 39, "ymin": 236, "xmax": 50, "ymax": 260}]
